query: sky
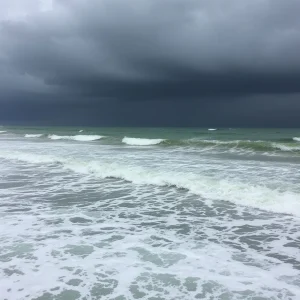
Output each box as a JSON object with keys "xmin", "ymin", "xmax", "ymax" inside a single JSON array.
[{"xmin": 0, "ymin": 0, "xmax": 300, "ymax": 127}]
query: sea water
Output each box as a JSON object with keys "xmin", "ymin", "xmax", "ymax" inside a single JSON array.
[{"xmin": 0, "ymin": 127, "xmax": 300, "ymax": 299}]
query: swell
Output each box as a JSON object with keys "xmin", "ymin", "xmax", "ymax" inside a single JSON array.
[
  {"xmin": 162, "ymin": 139, "xmax": 300, "ymax": 152},
  {"xmin": 8, "ymin": 131, "xmax": 300, "ymax": 152},
  {"xmin": 119, "ymin": 137, "xmax": 300, "ymax": 152},
  {"xmin": 0, "ymin": 151, "xmax": 300, "ymax": 216}
]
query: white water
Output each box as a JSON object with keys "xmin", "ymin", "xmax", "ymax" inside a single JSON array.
[
  {"xmin": 0, "ymin": 148, "xmax": 300, "ymax": 216},
  {"xmin": 0, "ymin": 131, "xmax": 7, "ymax": 133},
  {"xmin": 25, "ymin": 134, "xmax": 43, "ymax": 138},
  {"xmin": 194, "ymin": 139, "xmax": 300, "ymax": 152},
  {"xmin": 198, "ymin": 139, "xmax": 248, "ymax": 144},
  {"xmin": 1, "ymin": 136, "xmax": 300, "ymax": 300},
  {"xmin": 122, "ymin": 137, "xmax": 165, "ymax": 146},
  {"xmin": 208, "ymin": 128, "xmax": 217, "ymax": 131},
  {"xmin": 48, "ymin": 134, "xmax": 103, "ymax": 141},
  {"xmin": 293, "ymin": 137, "xmax": 300, "ymax": 142},
  {"xmin": 272, "ymin": 143, "xmax": 300, "ymax": 151}
]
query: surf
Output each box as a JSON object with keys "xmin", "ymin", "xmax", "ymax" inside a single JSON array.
[
  {"xmin": 1, "ymin": 150, "xmax": 300, "ymax": 216},
  {"xmin": 183, "ymin": 139, "xmax": 300, "ymax": 152},
  {"xmin": 122, "ymin": 137, "xmax": 165, "ymax": 146},
  {"xmin": 48, "ymin": 135, "xmax": 103, "ymax": 141},
  {"xmin": 25, "ymin": 134, "xmax": 43, "ymax": 138}
]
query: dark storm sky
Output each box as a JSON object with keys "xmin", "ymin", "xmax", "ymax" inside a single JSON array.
[{"xmin": 1, "ymin": 0, "xmax": 300, "ymax": 126}]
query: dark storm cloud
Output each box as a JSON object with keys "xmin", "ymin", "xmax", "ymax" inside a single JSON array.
[{"xmin": 0, "ymin": 0, "xmax": 300, "ymax": 125}]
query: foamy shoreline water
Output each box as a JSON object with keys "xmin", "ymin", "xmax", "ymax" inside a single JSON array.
[{"xmin": 0, "ymin": 127, "xmax": 300, "ymax": 299}]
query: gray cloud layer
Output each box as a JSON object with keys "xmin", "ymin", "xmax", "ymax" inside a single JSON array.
[{"xmin": 1, "ymin": 0, "xmax": 300, "ymax": 125}]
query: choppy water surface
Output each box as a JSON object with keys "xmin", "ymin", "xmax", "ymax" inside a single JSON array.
[{"xmin": 0, "ymin": 127, "xmax": 300, "ymax": 299}]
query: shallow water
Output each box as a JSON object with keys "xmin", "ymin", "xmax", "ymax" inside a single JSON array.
[{"xmin": 0, "ymin": 127, "xmax": 300, "ymax": 299}]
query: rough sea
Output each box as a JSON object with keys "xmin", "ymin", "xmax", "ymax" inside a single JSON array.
[{"xmin": 0, "ymin": 127, "xmax": 300, "ymax": 300}]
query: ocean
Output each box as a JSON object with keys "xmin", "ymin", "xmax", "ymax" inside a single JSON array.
[{"xmin": 0, "ymin": 127, "xmax": 300, "ymax": 300}]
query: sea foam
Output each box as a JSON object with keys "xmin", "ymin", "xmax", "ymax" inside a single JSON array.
[
  {"xmin": 122, "ymin": 137, "xmax": 165, "ymax": 146},
  {"xmin": 48, "ymin": 135, "xmax": 103, "ymax": 141},
  {"xmin": 25, "ymin": 134, "xmax": 43, "ymax": 138},
  {"xmin": 272, "ymin": 143, "xmax": 300, "ymax": 151},
  {"xmin": 293, "ymin": 137, "xmax": 300, "ymax": 142},
  {"xmin": 0, "ymin": 131, "xmax": 7, "ymax": 134},
  {"xmin": 1, "ymin": 151, "xmax": 300, "ymax": 216}
]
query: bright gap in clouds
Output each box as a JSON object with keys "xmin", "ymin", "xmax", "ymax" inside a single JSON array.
[{"xmin": 40, "ymin": 0, "xmax": 52, "ymax": 11}]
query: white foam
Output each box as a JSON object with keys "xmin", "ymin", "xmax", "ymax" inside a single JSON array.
[
  {"xmin": 0, "ymin": 152, "xmax": 58, "ymax": 164},
  {"xmin": 1, "ymin": 151, "xmax": 300, "ymax": 216},
  {"xmin": 48, "ymin": 135, "xmax": 103, "ymax": 141},
  {"xmin": 0, "ymin": 131, "xmax": 7, "ymax": 133},
  {"xmin": 122, "ymin": 137, "xmax": 165, "ymax": 146},
  {"xmin": 208, "ymin": 128, "xmax": 217, "ymax": 131},
  {"xmin": 272, "ymin": 143, "xmax": 300, "ymax": 151},
  {"xmin": 293, "ymin": 137, "xmax": 300, "ymax": 142},
  {"xmin": 25, "ymin": 134, "xmax": 43, "ymax": 138},
  {"xmin": 199, "ymin": 139, "xmax": 241, "ymax": 144},
  {"xmin": 79, "ymin": 130, "xmax": 83, "ymax": 133}
]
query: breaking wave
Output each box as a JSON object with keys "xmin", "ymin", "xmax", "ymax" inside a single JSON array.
[
  {"xmin": 120, "ymin": 138, "xmax": 300, "ymax": 152},
  {"xmin": 0, "ymin": 151, "xmax": 300, "ymax": 216},
  {"xmin": 48, "ymin": 135, "xmax": 103, "ymax": 141},
  {"xmin": 7, "ymin": 131, "xmax": 300, "ymax": 152},
  {"xmin": 25, "ymin": 134, "xmax": 43, "ymax": 138},
  {"xmin": 122, "ymin": 137, "xmax": 165, "ymax": 146},
  {"xmin": 179, "ymin": 139, "xmax": 300, "ymax": 152},
  {"xmin": 0, "ymin": 131, "xmax": 7, "ymax": 134}
]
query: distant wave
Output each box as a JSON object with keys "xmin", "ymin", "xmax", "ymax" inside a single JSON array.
[
  {"xmin": 208, "ymin": 128, "xmax": 217, "ymax": 131},
  {"xmin": 122, "ymin": 137, "xmax": 165, "ymax": 146},
  {"xmin": 0, "ymin": 131, "xmax": 7, "ymax": 134},
  {"xmin": 1, "ymin": 151, "xmax": 300, "ymax": 216},
  {"xmin": 272, "ymin": 143, "xmax": 300, "ymax": 152},
  {"xmin": 48, "ymin": 135, "xmax": 103, "ymax": 141},
  {"xmin": 25, "ymin": 134, "xmax": 43, "ymax": 138},
  {"xmin": 180, "ymin": 139, "xmax": 300, "ymax": 152},
  {"xmin": 15, "ymin": 132, "xmax": 300, "ymax": 152}
]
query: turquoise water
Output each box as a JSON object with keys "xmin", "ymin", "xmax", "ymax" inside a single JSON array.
[{"xmin": 0, "ymin": 127, "xmax": 300, "ymax": 299}]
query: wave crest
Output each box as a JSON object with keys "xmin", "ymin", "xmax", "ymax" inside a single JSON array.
[
  {"xmin": 182, "ymin": 139, "xmax": 300, "ymax": 152},
  {"xmin": 48, "ymin": 135, "xmax": 103, "ymax": 141},
  {"xmin": 122, "ymin": 137, "xmax": 165, "ymax": 146},
  {"xmin": 1, "ymin": 151, "xmax": 300, "ymax": 216},
  {"xmin": 25, "ymin": 134, "xmax": 43, "ymax": 138},
  {"xmin": 293, "ymin": 137, "xmax": 300, "ymax": 142}
]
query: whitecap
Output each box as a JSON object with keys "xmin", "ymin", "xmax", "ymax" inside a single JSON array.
[
  {"xmin": 25, "ymin": 134, "xmax": 43, "ymax": 138},
  {"xmin": 293, "ymin": 137, "xmax": 300, "ymax": 142},
  {"xmin": 0, "ymin": 131, "xmax": 7, "ymax": 134},
  {"xmin": 48, "ymin": 135, "xmax": 103, "ymax": 142},
  {"xmin": 122, "ymin": 137, "xmax": 165, "ymax": 146},
  {"xmin": 1, "ymin": 151, "xmax": 300, "ymax": 216},
  {"xmin": 272, "ymin": 143, "xmax": 300, "ymax": 151}
]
